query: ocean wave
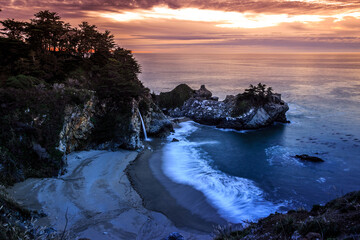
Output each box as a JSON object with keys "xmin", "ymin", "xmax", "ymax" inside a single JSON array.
[
  {"xmin": 163, "ymin": 122, "xmax": 282, "ymax": 223},
  {"xmin": 195, "ymin": 122, "xmax": 252, "ymax": 134}
]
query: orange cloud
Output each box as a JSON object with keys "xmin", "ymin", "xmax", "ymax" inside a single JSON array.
[{"xmin": 1, "ymin": 0, "xmax": 360, "ymax": 52}]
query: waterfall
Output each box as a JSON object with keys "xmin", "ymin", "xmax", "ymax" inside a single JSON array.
[{"xmin": 137, "ymin": 109, "xmax": 148, "ymax": 141}]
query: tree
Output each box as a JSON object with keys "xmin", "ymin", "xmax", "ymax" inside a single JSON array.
[
  {"xmin": 0, "ymin": 19, "xmax": 27, "ymax": 41},
  {"xmin": 77, "ymin": 22, "xmax": 115, "ymax": 57},
  {"xmin": 28, "ymin": 10, "xmax": 65, "ymax": 52},
  {"xmin": 245, "ymin": 84, "xmax": 256, "ymax": 96},
  {"xmin": 256, "ymin": 83, "xmax": 266, "ymax": 97},
  {"xmin": 266, "ymin": 87, "xmax": 273, "ymax": 96}
]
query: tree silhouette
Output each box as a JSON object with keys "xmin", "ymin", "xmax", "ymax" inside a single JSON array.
[{"xmin": 0, "ymin": 19, "xmax": 27, "ymax": 41}]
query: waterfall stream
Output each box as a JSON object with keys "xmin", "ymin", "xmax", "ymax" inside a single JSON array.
[{"xmin": 138, "ymin": 109, "xmax": 148, "ymax": 141}]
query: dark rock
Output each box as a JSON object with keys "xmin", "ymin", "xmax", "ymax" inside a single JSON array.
[
  {"xmin": 163, "ymin": 232, "xmax": 185, "ymax": 240},
  {"xmin": 195, "ymin": 85, "xmax": 212, "ymax": 99},
  {"xmin": 166, "ymin": 85, "xmax": 289, "ymax": 130},
  {"xmin": 294, "ymin": 154, "xmax": 325, "ymax": 163},
  {"xmin": 305, "ymin": 232, "xmax": 322, "ymax": 240},
  {"xmin": 156, "ymin": 84, "xmax": 195, "ymax": 109},
  {"xmin": 148, "ymin": 103, "xmax": 174, "ymax": 137},
  {"xmin": 172, "ymin": 138, "xmax": 179, "ymax": 142},
  {"xmin": 32, "ymin": 143, "xmax": 50, "ymax": 160}
]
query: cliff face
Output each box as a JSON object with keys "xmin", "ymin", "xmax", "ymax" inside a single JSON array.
[
  {"xmin": 163, "ymin": 84, "xmax": 289, "ymax": 130},
  {"xmin": 58, "ymin": 92, "xmax": 97, "ymax": 154},
  {"xmin": 0, "ymin": 87, "xmax": 173, "ymax": 185}
]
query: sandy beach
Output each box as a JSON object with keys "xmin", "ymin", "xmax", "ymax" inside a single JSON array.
[
  {"xmin": 127, "ymin": 140, "xmax": 228, "ymax": 233},
  {"xmin": 7, "ymin": 150, "xmax": 212, "ymax": 240}
]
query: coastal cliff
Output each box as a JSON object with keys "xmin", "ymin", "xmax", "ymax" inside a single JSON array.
[
  {"xmin": 0, "ymin": 86, "xmax": 172, "ymax": 186},
  {"xmin": 0, "ymin": 10, "xmax": 174, "ymax": 186},
  {"xmin": 157, "ymin": 83, "xmax": 289, "ymax": 130}
]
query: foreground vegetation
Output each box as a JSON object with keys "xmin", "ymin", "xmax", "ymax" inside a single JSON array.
[
  {"xmin": 0, "ymin": 185, "xmax": 68, "ymax": 239},
  {"xmin": 214, "ymin": 191, "xmax": 360, "ymax": 240}
]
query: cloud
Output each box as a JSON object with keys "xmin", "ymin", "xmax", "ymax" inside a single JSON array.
[
  {"xmin": 1, "ymin": 0, "xmax": 360, "ymax": 15},
  {"xmin": 1, "ymin": 0, "xmax": 360, "ymax": 52}
]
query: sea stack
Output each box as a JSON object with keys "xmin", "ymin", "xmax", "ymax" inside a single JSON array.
[{"xmin": 156, "ymin": 83, "xmax": 289, "ymax": 130}]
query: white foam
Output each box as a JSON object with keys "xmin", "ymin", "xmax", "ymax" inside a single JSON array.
[
  {"xmin": 163, "ymin": 122, "xmax": 281, "ymax": 223},
  {"xmin": 316, "ymin": 177, "xmax": 326, "ymax": 183},
  {"xmin": 265, "ymin": 145, "xmax": 304, "ymax": 167},
  {"xmin": 196, "ymin": 122, "xmax": 251, "ymax": 134}
]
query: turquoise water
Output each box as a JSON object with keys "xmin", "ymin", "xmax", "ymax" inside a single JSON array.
[{"xmin": 135, "ymin": 53, "xmax": 360, "ymax": 223}]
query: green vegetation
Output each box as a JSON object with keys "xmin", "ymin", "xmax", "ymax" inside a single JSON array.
[
  {"xmin": 0, "ymin": 11, "xmax": 149, "ymax": 185},
  {"xmin": 232, "ymin": 83, "xmax": 275, "ymax": 116},
  {"xmin": 156, "ymin": 83, "xmax": 195, "ymax": 109},
  {"xmin": 3, "ymin": 74, "xmax": 44, "ymax": 89},
  {"xmin": 0, "ymin": 10, "xmax": 144, "ymax": 97}
]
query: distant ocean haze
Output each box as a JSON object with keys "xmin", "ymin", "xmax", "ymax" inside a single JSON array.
[{"xmin": 135, "ymin": 53, "xmax": 360, "ymax": 222}]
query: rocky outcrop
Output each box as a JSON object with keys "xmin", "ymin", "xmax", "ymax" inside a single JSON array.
[
  {"xmin": 166, "ymin": 85, "xmax": 289, "ymax": 130},
  {"xmin": 195, "ymin": 85, "xmax": 212, "ymax": 99},
  {"xmin": 215, "ymin": 191, "xmax": 360, "ymax": 240},
  {"xmin": 58, "ymin": 92, "xmax": 97, "ymax": 154},
  {"xmin": 146, "ymin": 103, "xmax": 174, "ymax": 137},
  {"xmin": 59, "ymin": 96, "xmax": 173, "ymax": 151}
]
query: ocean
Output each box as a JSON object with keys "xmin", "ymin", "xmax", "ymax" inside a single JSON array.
[{"xmin": 134, "ymin": 53, "xmax": 360, "ymax": 223}]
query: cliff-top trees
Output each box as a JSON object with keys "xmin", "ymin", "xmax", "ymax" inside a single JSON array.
[
  {"xmin": 0, "ymin": 10, "xmax": 116, "ymax": 57},
  {"xmin": 232, "ymin": 83, "xmax": 275, "ymax": 116},
  {"xmin": 0, "ymin": 10, "xmax": 126, "ymax": 86}
]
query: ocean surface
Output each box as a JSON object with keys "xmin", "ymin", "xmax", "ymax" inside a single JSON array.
[{"xmin": 134, "ymin": 53, "xmax": 360, "ymax": 223}]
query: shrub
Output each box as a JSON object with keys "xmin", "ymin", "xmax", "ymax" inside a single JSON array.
[
  {"xmin": 274, "ymin": 216, "xmax": 297, "ymax": 238},
  {"xmin": 4, "ymin": 74, "xmax": 44, "ymax": 89},
  {"xmin": 299, "ymin": 218, "xmax": 341, "ymax": 239}
]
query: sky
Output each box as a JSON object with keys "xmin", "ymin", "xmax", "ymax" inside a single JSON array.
[{"xmin": 1, "ymin": 0, "xmax": 360, "ymax": 53}]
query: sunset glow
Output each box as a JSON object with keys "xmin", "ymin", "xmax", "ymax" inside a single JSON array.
[
  {"xmin": 96, "ymin": 7, "xmax": 326, "ymax": 29},
  {"xmin": 1, "ymin": 0, "xmax": 360, "ymax": 52}
]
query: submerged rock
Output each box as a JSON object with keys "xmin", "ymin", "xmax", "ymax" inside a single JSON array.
[
  {"xmin": 294, "ymin": 154, "xmax": 325, "ymax": 163},
  {"xmin": 163, "ymin": 232, "xmax": 185, "ymax": 240}
]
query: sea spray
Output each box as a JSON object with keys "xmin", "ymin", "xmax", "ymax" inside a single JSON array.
[{"xmin": 138, "ymin": 109, "xmax": 148, "ymax": 141}]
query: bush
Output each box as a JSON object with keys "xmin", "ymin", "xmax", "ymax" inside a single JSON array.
[
  {"xmin": 274, "ymin": 216, "xmax": 297, "ymax": 238},
  {"xmin": 299, "ymin": 219, "xmax": 341, "ymax": 239},
  {"xmin": 3, "ymin": 75, "xmax": 44, "ymax": 89}
]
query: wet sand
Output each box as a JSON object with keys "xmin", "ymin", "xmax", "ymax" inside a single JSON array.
[
  {"xmin": 127, "ymin": 139, "xmax": 228, "ymax": 234},
  {"xmin": 7, "ymin": 150, "xmax": 211, "ymax": 240}
]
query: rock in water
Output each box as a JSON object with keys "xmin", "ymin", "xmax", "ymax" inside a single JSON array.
[
  {"xmin": 294, "ymin": 154, "xmax": 325, "ymax": 163},
  {"xmin": 163, "ymin": 232, "xmax": 185, "ymax": 240},
  {"xmin": 162, "ymin": 84, "xmax": 289, "ymax": 130},
  {"xmin": 195, "ymin": 85, "xmax": 212, "ymax": 99}
]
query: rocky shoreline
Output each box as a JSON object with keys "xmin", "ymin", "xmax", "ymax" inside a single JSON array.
[{"xmin": 156, "ymin": 84, "xmax": 289, "ymax": 130}]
